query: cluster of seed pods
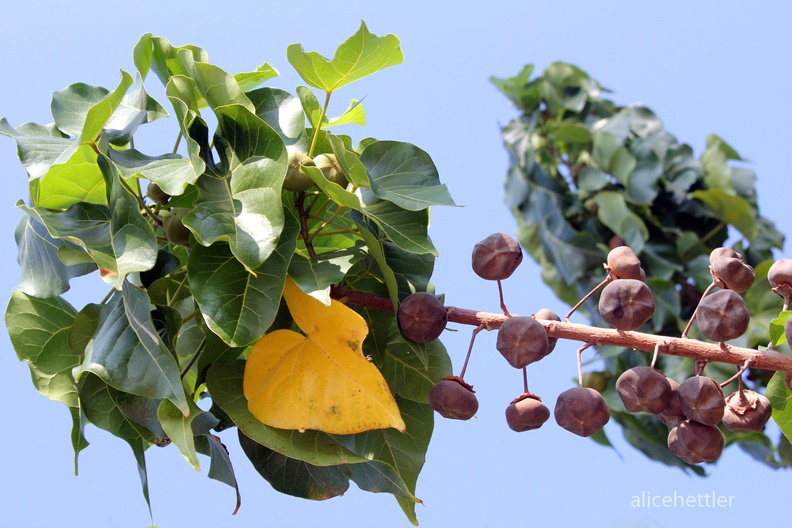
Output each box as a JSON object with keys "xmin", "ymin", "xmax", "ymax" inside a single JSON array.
[{"xmin": 395, "ymin": 233, "xmax": 792, "ymax": 465}]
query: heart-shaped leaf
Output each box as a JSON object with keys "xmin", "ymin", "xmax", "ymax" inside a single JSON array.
[{"xmin": 244, "ymin": 276, "xmax": 405, "ymax": 434}]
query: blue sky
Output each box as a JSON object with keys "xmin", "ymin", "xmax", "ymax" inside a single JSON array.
[{"xmin": 1, "ymin": 1, "xmax": 790, "ymax": 527}]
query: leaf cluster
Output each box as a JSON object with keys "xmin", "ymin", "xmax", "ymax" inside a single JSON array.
[
  {"xmin": 492, "ymin": 62, "xmax": 788, "ymax": 472},
  {"xmin": 2, "ymin": 23, "xmax": 455, "ymax": 525}
]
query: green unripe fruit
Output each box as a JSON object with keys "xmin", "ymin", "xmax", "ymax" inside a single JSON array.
[
  {"xmin": 283, "ymin": 151, "xmax": 315, "ymax": 192},
  {"xmin": 147, "ymin": 182, "xmax": 170, "ymax": 205},
  {"xmin": 314, "ymin": 153, "xmax": 348, "ymax": 188},
  {"xmin": 164, "ymin": 208, "xmax": 191, "ymax": 246}
]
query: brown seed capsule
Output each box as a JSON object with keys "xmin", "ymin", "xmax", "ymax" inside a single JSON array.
[
  {"xmin": 696, "ymin": 289, "xmax": 750, "ymax": 342},
  {"xmin": 769, "ymin": 258, "xmax": 792, "ymax": 290},
  {"xmin": 668, "ymin": 420, "xmax": 724, "ymax": 464},
  {"xmin": 615, "ymin": 367, "xmax": 671, "ymax": 414},
  {"xmin": 429, "ymin": 377, "xmax": 478, "ymax": 420},
  {"xmin": 598, "ymin": 279, "xmax": 655, "ymax": 331},
  {"xmin": 677, "ymin": 376, "xmax": 725, "ymax": 426},
  {"xmin": 656, "ymin": 377, "xmax": 686, "ymax": 428},
  {"xmin": 554, "ymin": 387, "xmax": 610, "ymax": 437},
  {"xmin": 505, "ymin": 393, "xmax": 550, "ymax": 432},
  {"xmin": 710, "ymin": 255, "xmax": 755, "ymax": 293},
  {"xmin": 496, "ymin": 316, "xmax": 550, "ymax": 369},
  {"xmin": 607, "ymin": 246, "xmax": 644, "ymax": 281},
  {"xmin": 709, "ymin": 247, "xmax": 741, "ymax": 265},
  {"xmin": 471, "ymin": 233, "xmax": 523, "ymax": 281},
  {"xmin": 722, "ymin": 390, "xmax": 772, "ymax": 432},
  {"xmin": 533, "ymin": 308, "xmax": 561, "ymax": 353},
  {"xmin": 397, "ymin": 292, "xmax": 447, "ymax": 343}
]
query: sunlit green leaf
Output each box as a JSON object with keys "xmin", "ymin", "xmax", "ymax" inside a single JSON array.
[
  {"xmin": 0, "ymin": 118, "xmax": 72, "ymax": 179},
  {"xmin": 158, "ymin": 399, "xmax": 219, "ymax": 471},
  {"xmin": 287, "ymin": 21, "xmax": 403, "ymax": 92},
  {"xmin": 360, "ymin": 141, "xmax": 456, "ymax": 211},
  {"xmin": 692, "ymin": 189, "xmax": 757, "ymax": 240},
  {"xmin": 593, "ymin": 191, "xmax": 648, "ymax": 253},
  {"xmin": 288, "ymin": 247, "xmax": 366, "ymax": 305}
]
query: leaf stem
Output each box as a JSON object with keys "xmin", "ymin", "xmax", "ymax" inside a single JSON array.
[
  {"xmin": 295, "ymin": 192, "xmax": 316, "ymax": 257},
  {"xmin": 173, "ymin": 132, "xmax": 183, "ymax": 154},
  {"xmin": 180, "ymin": 335, "xmax": 206, "ymax": 379},
  {"xmin": 308, "ymin": 91, "xmax": 332, "ymax": 157}
]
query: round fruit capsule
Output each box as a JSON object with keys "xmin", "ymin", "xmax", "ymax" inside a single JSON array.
[
  {"xmin": 505, "ymin": 394, "xmax": 550, "ymax": 432},
  {"xmin": 598, "ymin": 279, "xmax": 655, "ymax": 331},
  {"xmin": 496, "ymin": 316, "xmax": 550, "ymax": 369},
  {"xmin": 283, "ymin": 151, "xmax": 315, "ymax": 192},
  {"xmin": 668, "ymin": 420, "xmax": 724, "ymax": 464},
  {"xmin": 615, "ymin": 366, "xmax": 671, "ymax": 414},
  {"xmin": 397, "ymin": 292, "xmax": 447, "ymax": 343},
  {"xmin": 607, "ymin": 246, "xmax": 644, "ymax": 281},
  {"xmin": 314, "ymin": 153, "xmax": 349, "ymax": 188},
  {"xmin": 164, "ymin": 208, "xmax": 191, "ymax": 246},
  {"xmin": 677, "ymin": 376, "xmax": 725, "ymax": 426},
  {"xmin": 722, "ymin": 389, "xmax": 772, "ymax": 433},
  {"xmin": 554, "ymin": 387, "xmax": 610, "ymax": 437},
  {"xmin": 696, "ymin": 289, "xmax": 750, "ymax": 342},
  {"xmin": 471, "ymin": 233, "xmax": 523, "ymax": 281},
  {"xmin": 429, "ymin": 378, "xmax": 478, "ymax": 420},
  {"xmin": 710, "ymin": 254, "xmax": 755, "ymax": 293}
]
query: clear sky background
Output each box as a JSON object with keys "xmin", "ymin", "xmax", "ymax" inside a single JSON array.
[{"xmin": 1, "ymin": 1, "xmax": 790, "ymax": 527}]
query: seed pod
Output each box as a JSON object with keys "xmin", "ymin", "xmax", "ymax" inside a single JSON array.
[
  {"xmin": 696, "ymin": 289, "xmax": 750, "ymax": 342},
  {"xmin": 534, "ymin": 308, "xmax": 561, "ymax": 352},
  {"xmin": 164, "ymin": 208, "xmax": 191, "ymax": 246},
  {"xmin": 397, "ymin": 293, "xmax": 447, "ymax": 343},
  {"xmin": 505, "ymin": 393, "xmax": 550, "ymax": 432},
  {"xmin": 598, "ymin": 279, "xmax": 655, "ymax": 331},
  {"xmin": 471, "ymin": 233, "xmax": 523, "ymax": 281},
  {"xmin": 656, "ymin": 377, "xmax": 685, "ymax": 428},
  {"xmin": 283, "ymin": 151, "xmax": 315, "ymax": 191},
  {"xmin": 768, "ymin": 258, "xmax": 792, "ymax": 290},
  {"xmin": 677, "ymin": 376, "xmax": 725, "ymax": 426},
  {"xmin": 314, "ymin": 153, "xmax": 348, "ymax": 188},
  {"xmin": 554, "ymin": 387, "xmax": 610, "ymax": 437},
  {"xmin": 607, "ymin": 246, "xmax": 644, "ymax": 281},
  {"xmin": 429, "ymin": 377, "xmax": 478, "ymax": 420},
  {"xmin": 615, "ymin": 367, "xmax": 671, "ymax": 414},
  {"xmin": 710, "ymin": 255, "xmax": 755, "ymax": 293},
  {"xmin": 496, "ymin": 316, "xmax": 549, "ymax": 369},
  {"xmin": 668, "ymin": 420, "xmax": 724, "ymax": 464},
  {"xmin": 709, "ymin": 247, "xmax": 741, "ymax": 265},
  {"xmin": 722, "ymin": 390, "xmax": 772, "ymax": 432},
  {"xmin": 147, "ymin": 182, "xmax": 170, "ymax": 205}
]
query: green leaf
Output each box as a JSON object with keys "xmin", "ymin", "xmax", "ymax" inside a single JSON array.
[
  {"xmin": 234, "ymin": 63, "xmax": 279, "ymax": 91},
  {"xmin": 352, "ymin": 214, "xmax": 399, "ymax": 310},
  {"xmin": 109, "ymin": 148, "xmax": 198, "ymax": 197},
  {"xmin": 287, "ymin": 21, "xmax": 403, "ymax": 93},
  {"xmin": 82, "ymin": 72, "xmax": 135, "ymax": 143},
  {"xmin": 37, "ymin": 144, "xmax": 105, "ymax": 208},
  {"xmin": 770, "ymin": 311, "xmax": 791, "ymax": 346},
  {"xmin": 592, "ymin": 191, "xmax": 649, "ymax": 253},
  {"xmin": 195, "ymin": 434, "xmax": 242, "ymax": 514},
  {"xmin": 0, "ymin": 119, "xmax": 71, "ymax": 179},
  {"xmin": 188, "ymin": 207, "xmax": 298, "ymax": 347},
  {"xmin": 184, "ymin": 104, "xmax": 288, "ymax": 271},
  {"xmin": 158, "ymin": 399, "xmax": 219, "ymax": 471},
  {"xmin": 381, "ymin": 329, "xmax": 452, "ymax": 402},
  {"xmin": 105, "ymin": 73, "xmax": 168, "ymax": 145},
  {"xmin": 69, "ymin": 405, "xmax": 90, "ymax": 475},
  {"xmin": 692, "ymin": 189, "xmax": 757, "ymax": 240},
  {"xmin": 341, "ymin": 396, "xmax": 431, "ymax": 524},
  {"xmin": 768, "ymin": 371, "xmax": 792, "ymax": 444},
  {"xmin": 165, "ymin": 75, "xmax": 207, "ymax": 178},
  {"xmin": 78, "ymin": 373, "xmax": 154, "ymax": 512},
  {"xmin": 5, "ymin": 290, "xmax": 79, "ymax": 406},
  {"xmin": 75, "ymin": 281, "xmax": 189, "ymax": 414},
  {"xmin": 328, "ymin": 134, "xmax": 369, "ymax": 188},
  {"xmin": 50, "ymin": 82, "xmax": 109, "ymax": 138},
  {"xmin": 360, "ymin": 141, "xmax": 456, "ymax": 211},
  {"xmin": 489, "ymin": 63, "xmax": 536, "ymax": 110},
  {"xmin": 179, "ymin": 51, "xmax": 255, "ymax": 113},
  {"xmin": 206, "ymin": 364, "xmax": 367, "ymax": 466},
  {"xmin": 548, "ymin": 121, "xmax": 591, "ymax": 143},
  {"xmin": 13, "ymin": 215, "xmax": 95, "ymax": 298},
  {"xmin": 248, "ymin": 87, "xmax": 308, "ymax": 150},
  {"xmin": 288, "ymin": 247, "xmax": 366, "ymax": 305},
  {"xmin": 296, "ymin": 87, "xmax": 365, "ymax": 128}
]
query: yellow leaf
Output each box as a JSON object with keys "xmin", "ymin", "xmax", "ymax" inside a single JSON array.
[{"xmin": 243, "ymin": 276, "xmax": 406, "ymax": 434}]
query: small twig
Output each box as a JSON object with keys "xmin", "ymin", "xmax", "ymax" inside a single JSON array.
[
  {"xmin": 295, "ymin": 192, "xmax": 316, "ymax": 258},
  {"xmin": 681, "ymin": 281, "xmax": 718, "ymax": 338},
  {"xmin": 719, "ymin": 358, "xmax": 755, "ymax": 388},
  {"xmin": 459, "ymin": 324, "xmax": 486, "ymax": 380},
  {"xmin": 565, "ymin": 275, "xmax": 611, "ymax": 322},
  {"xmin": 180, "ymin": 336, "xmax": 206, "ymax": 379},
  {"xmin": 577, "ymin": 342, "xmax": 595, "ymax": 387}
]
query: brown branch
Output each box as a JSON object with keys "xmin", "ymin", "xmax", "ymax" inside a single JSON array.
[{"xmin": 330, "ymin": 288, "xmax": 792, "ymax": 375}]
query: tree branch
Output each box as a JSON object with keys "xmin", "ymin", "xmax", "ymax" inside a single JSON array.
[{"xmin": 331, "ymin": 287, "xmax": 792, "ymax": 374}]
